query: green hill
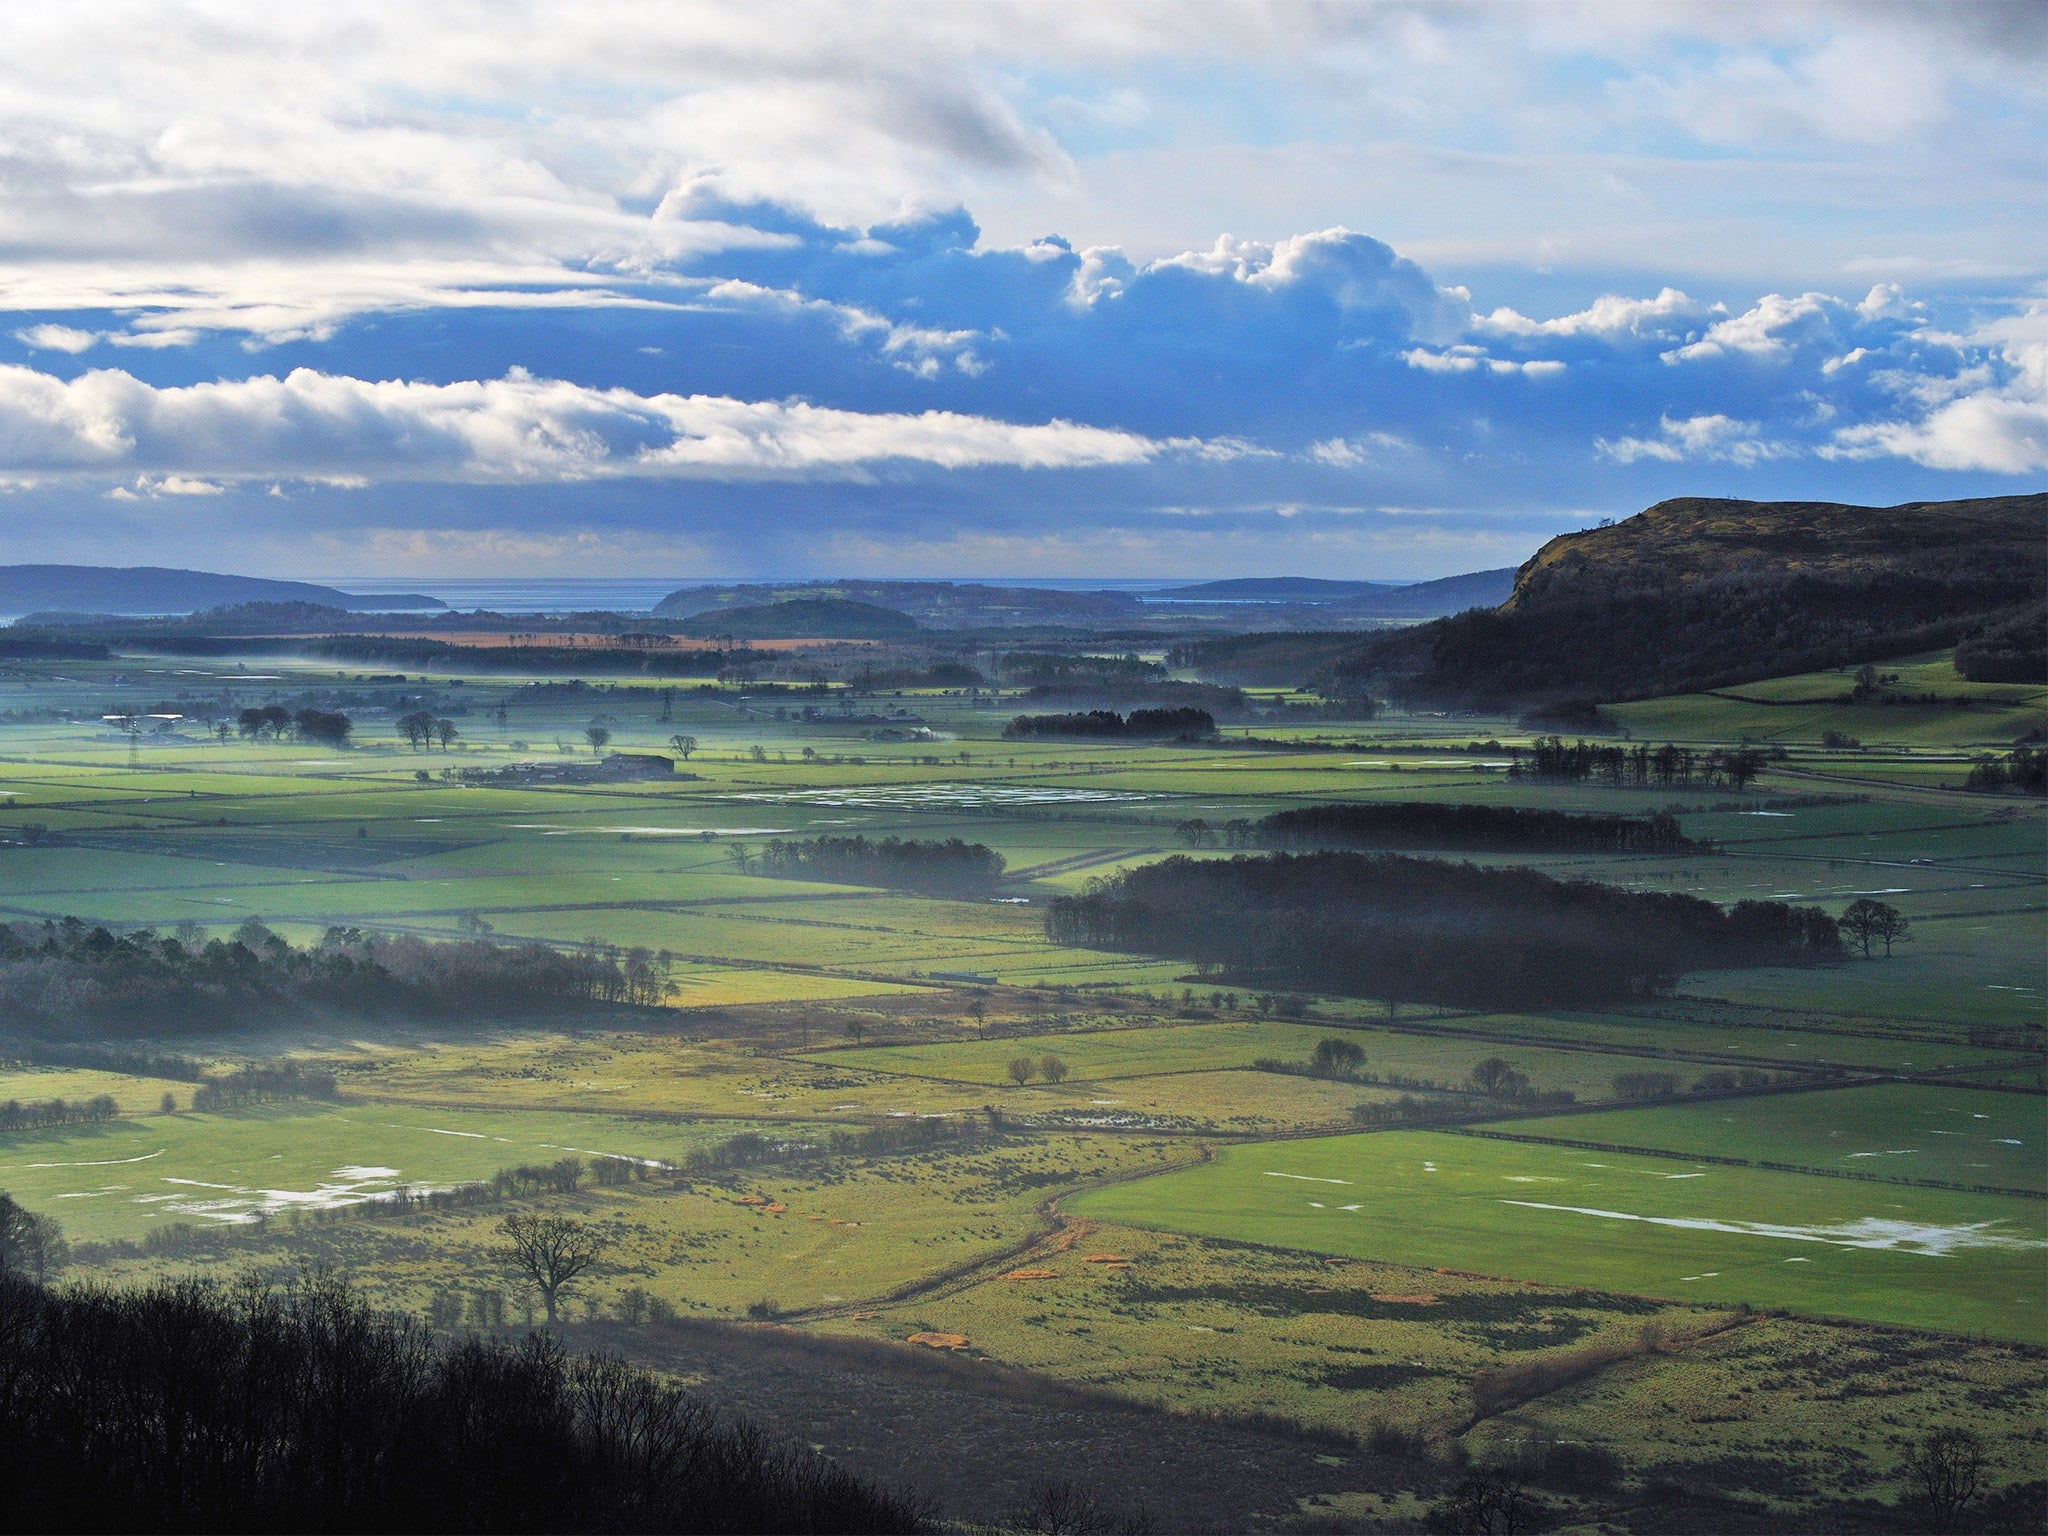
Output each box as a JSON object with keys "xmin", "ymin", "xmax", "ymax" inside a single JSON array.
[{"xmin": 1332, "ymin": 493, "xmax": 2046, "ymax": 706}]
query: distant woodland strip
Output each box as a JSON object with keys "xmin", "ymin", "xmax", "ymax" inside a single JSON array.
[
  {"xmin": 1258, "ymin": 803, "xmax": 1698, "ymax": 855},
  {"xmin": 1045, "ymin": 852, "xmax": 1842, "ymax": 1009},
  {"xmin": 123, "ymin": 632, "xmax": 771, "ymax": 676},
  {"xmin": 1004, "ymin": 707, "xmax": 1216, "ymax": 738},
  {"xmin": 753, "ymin": 835, "xmax": 1006, "ymax": 895},
  {"xmin": 0, "ymin": 919, "xmax": 666, "ymax": 1037}
]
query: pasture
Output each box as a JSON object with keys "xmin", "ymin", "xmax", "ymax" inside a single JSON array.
[
  {"xmin": 1498, "ymin": 1083, "xmax": 2046, "ymax": 1195},
  {"xmin": 1069, "ymin": 1130, "xmax": 2048, "ymax": 1341},
  {"xmin": 0, "ymin": 640, "xmax": 2042, "ymax": 1520}
]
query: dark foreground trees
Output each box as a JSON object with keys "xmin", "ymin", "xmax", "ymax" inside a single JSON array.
[
  {"xmin": 1046, "ymin": 852, "xmax": 1841, "ymax": 1009},
  {"xmin": 0, "ymin": 1271, "xmax": 921, "ymax": 1534}
]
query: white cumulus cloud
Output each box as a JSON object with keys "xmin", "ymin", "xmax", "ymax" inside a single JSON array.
[
  {"xmin": 1477, "ymin": 288, "xmax": 1715, "ymax": 344},
  {"xmin": 14, "ymin": 324, "xmax": 101, "ymax": 354},
  {"xmin": 1597, "ymin": 413, "xmax": 1793, "ymax": 466},
  {"xmin": 1662, "ymin": 292, "xmax": 1837, "ymax": 363},
  {"xmin": 0, "ymin": 363, "xmax": 1175, "ymax": 483}
]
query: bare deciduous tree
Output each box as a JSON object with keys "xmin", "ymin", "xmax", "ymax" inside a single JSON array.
[
  {"xmin": 1842, "ymin": 898, "xmax": 1909, "ymax": 957},
  {"xmin": 1902, "ymin": 1428, "xmax": 1986, "ymax": 1534},
  {"xmin": 499, "ymin": 1213, "xmax": 604, "ymax": 1324}
]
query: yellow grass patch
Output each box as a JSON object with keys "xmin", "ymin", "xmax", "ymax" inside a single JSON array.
[
  {"xmin": 1048, "ymin": 1219, "xmax": 1090, "ymax": 1252},
  {"xmin": 907, "ymin": 1331, "xmax": 969, "ymax": 1351},
  {"xmin": 736, "ymin": 1194, "xmax": 770, "ymax": 1206},
  {"xmin": 1371, "ymin": 1293, "xmax": 1441, "ymax": 1306},
  {"xmin": 1002, "ymin": 1268, "xmax": 1058, "ymax": 1281}
]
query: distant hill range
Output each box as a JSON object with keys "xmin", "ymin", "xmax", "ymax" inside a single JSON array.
[
  {"xmin": 1158, "ymin": 577, "xmax": 1395, "ymax": 602},
  {"xmin": 1335, "ymin": 493, "xmax": 2048, "ymax": 706},
  {"xmin": 0, "ymin": 565, "xmax": 441, "ymax": 615},
  {"xmin": 654, "ymin": 570, "xmax": 1514, "ymax": 631},
  {"xmin": 655, "ymin": 580, "xmax": 1138, "ymax": 628},
  {"xmin": 1153, "ymin": 570, "xmax": 1514, "ymax": 616},
  {"xmin": 671, "ymin": 597, "xmax": 919, "ymax": 639}
]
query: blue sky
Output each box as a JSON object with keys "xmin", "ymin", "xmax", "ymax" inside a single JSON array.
[{"xmin": 0, "ymin": 2, "xmax": 2041, "ymax": 580}]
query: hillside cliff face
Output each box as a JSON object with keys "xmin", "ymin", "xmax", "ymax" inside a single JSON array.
[
  {"xmin": 1505, "ymin": 494, "xmax": 2044, "ymax": 610},
  {"xmin": 1335, "ymin": 493, "xmax": 2047, "ymax": 705}
]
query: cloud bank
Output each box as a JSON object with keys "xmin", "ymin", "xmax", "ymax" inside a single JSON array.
[
  {"xmin": 0, "ymin": 2, "xmax": 2038, "ymax": 575},
  {"xmin": 0, "ymin": 365, "xmax": 1168, "ymax": 484}
]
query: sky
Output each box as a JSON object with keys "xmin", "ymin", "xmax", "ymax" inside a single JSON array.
[{"xmin": 0, "ymin": 1, "xmax": 2041, "ymax": 582}]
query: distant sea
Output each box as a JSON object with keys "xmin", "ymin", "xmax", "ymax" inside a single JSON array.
[{"xmin": 327, "ymin": 575, "xmax": 1193, "ymax": 615}]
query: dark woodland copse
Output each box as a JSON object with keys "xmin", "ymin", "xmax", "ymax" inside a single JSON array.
[
  {"xmin": 292, "ymin": 707, "xmax": 353, "ymax": 746},
  {"xmin": 754, "ymin": 835, "xmax": 1005, "ymax": 895},
  {"xmin": 1966, "ymin": 744, "xmax": 2048, "ymax": 793},
  {"xmin": 1954, "ymin": 602, "xmax": 2047, "ymax": 683},
  {"xmin": 0, "ymin": 920, "xmax": 668, "ymax": 1038},
  {"xmin": 1258, "ymin": 802, "xmax": 1696, "ymax": 855},
  {"xmin": 1046, "ymin": 852, "xmax": 1840, "ymax": 1008},
  {"xmin": 1512, "ymin": 737, "xmax": 1768, "ymax": 790},
  {"xmin": 1003, "ymin": 707, "xmax": 1215, "ymax": 739},
  {"xmin": 0, "ymin": 1272, "xmax": 921, "ymax": 1534}
]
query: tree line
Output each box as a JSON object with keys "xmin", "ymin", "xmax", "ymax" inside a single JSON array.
[
  {"xmin": 748, "ymin": 836, "xmax": 1006, "ymax": 895},
  {"xmin": 1045, "ymin": 852, "xmax": 1843, "ymax": 1009},
  {"xmin": 1004, "ymin": 707, "xmax": 1216, "ymax": 739},
  {"xmin": 0, "ymin": 1094, "xmax": 119, "ymax": 1134},
  {"xmin": 1512, "ymin": 737, "xmax": 1769, "ymax": 790},
  {"xmin": 189, "ymin": 1062, "xmax": 338, "ymax": 1111},
  {"xmin": 0, "ymin": 1270, "xmax": 921, "ymax": 1533},
  {"xmin": 1965, "ymin": 745, "xmax": 2047, "ymax": 794},
  {"xmin": 0, "ymin": 918, "xmax": 665, "ymax": 1037},
  {"xmin": 235, "ymin": 705, "xmax": 354, "ymax": 746},
  {"xmin": 1256, "ymin": 802, "xmax": 1698, "ymax": 855}
]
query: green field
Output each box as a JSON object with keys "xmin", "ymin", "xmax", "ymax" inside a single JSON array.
[
  {"xmin": 0, "ymin": 1097, "xmax": 762, "ymax": 1242},
  {"xmin": 1497, "ymin": 1083, "xmax": 2046, "ymax": 1194},
  {"xmin": 0, "ymin": 641, "xmax": 2043, "ymax": 1521},
  {"xmin": 1070, "ymin": 1130, "xmax": 2048, "ymax": 1341}
]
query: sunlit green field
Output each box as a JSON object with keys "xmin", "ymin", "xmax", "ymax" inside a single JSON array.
[
  {"xmin": 0, "ymin": 640, "xmax": 2043, "ymax": 1518},
  {"xmin": 1071, "ymin": 1130, "xmax": 2048, "ymax": 1341},
  {"xmin": 1497, "ymin": 1083, "xmax": 2046, "ymax": 1194}
]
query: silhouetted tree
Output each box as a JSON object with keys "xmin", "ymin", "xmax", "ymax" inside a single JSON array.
[
  {"xmin": 500, "ymin": 1213, "xmax": 604, "ymax": 1325},
  {"xmin": 397, "ymin": 710, "xmax": 436, "ymax": 750},
  {"xmin": 1902, "ymin": 1427, "xmax": 1986, "ymax": 1534},
  {"xmin": 1425, "ymin": 1470, "xmax": 1535, "ymax": 1534},
  {"xmin": 1311, "ymin": 1037, "xmax": 1365, "ymax": 1077},
  {"xmin": 1841, "ymin": 897, "xmax": 1908, "ymax": 957}
]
